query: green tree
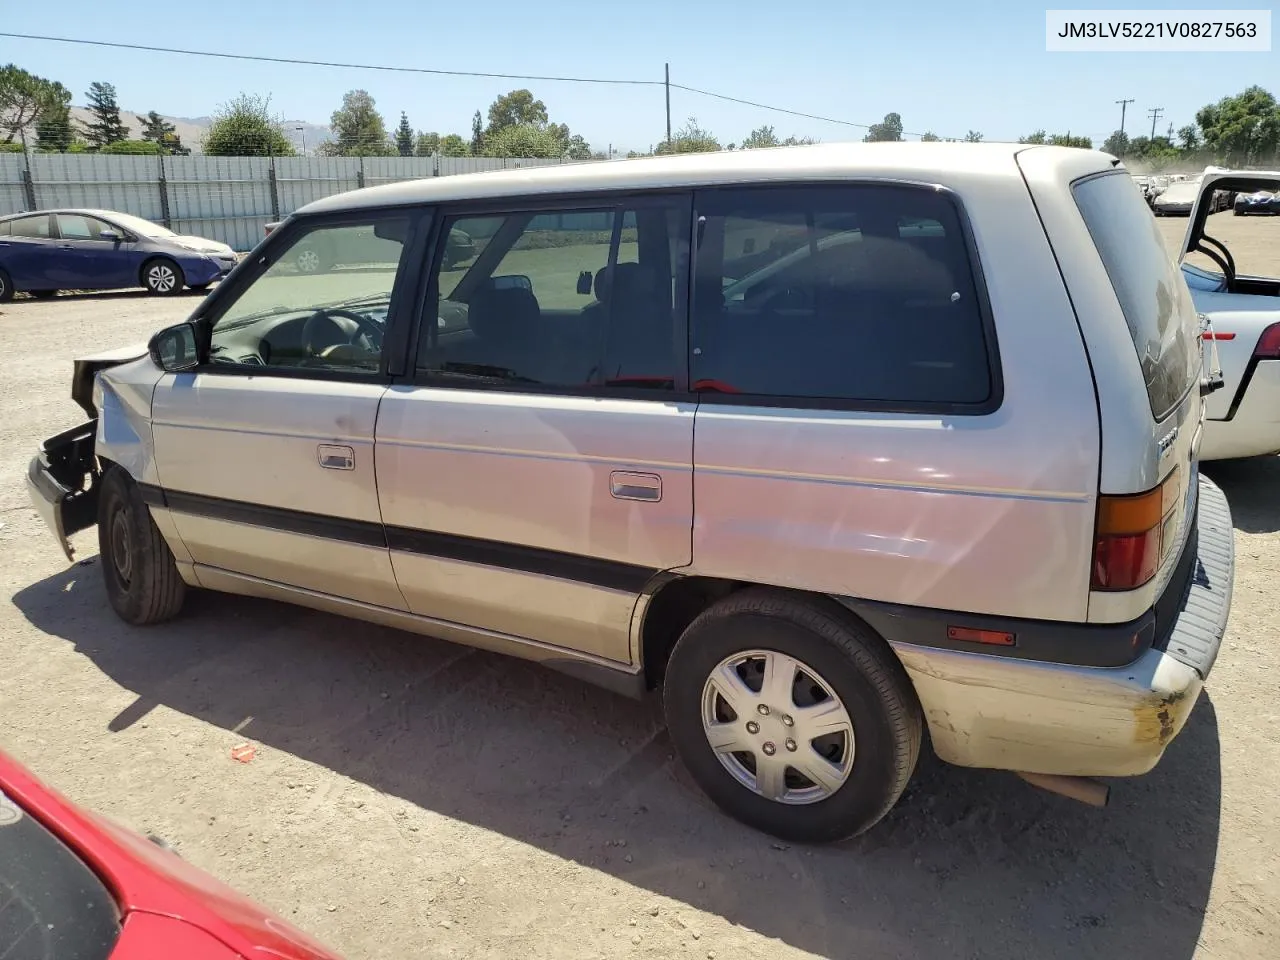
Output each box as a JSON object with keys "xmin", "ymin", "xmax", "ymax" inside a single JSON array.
[
  {"xmin": 34, "ymin": 81, "xmax": 74, "ymax": 151},
  {"xmin": 203, "ymin": 93, "xmax": 294, "ymax": 156},
  {"xmin": 655, "ymin": 117, "xmax": 720, "ymax": 154},
  {"xmin": 137, "ymin": 110, "xmax": 187, "ymax": 155},
  {"xmin": 1195, "ymin": 86, "xmax": 1280, "ymax": 166},
  {"xmin": 485, "ymin": 89, "xmax": 548, "ymax": 136},
  {"xmin": 100, "ymin": 139, "xmax": 161, "ymax": 155},
  {"xmin": 741, "ymin": 125, "xmax": 779, "ymax": 149},
  {"xmin": 1049, "ymin": 132, "xmax": 1092, "ymax": 149},
  {"xmin": 439, "ymin": 133, "xmax": 468, "ymax": 157},
  {"xmin": 415, "ymin": 131, "xmax": 440, "ymax": 156},
  {"xmin": 963, "ymin": 130, "xmax": 984, "ymax": 142},
  {"xmin": 1176, "ymin": 124, "xmax": 1201, "ymax": 150},
  {"xmin": 84, "ymin": 81, "xmax": 127, "ymax": 149},
  {"xmin": 1018, "ymin": 129, "xmax": 1047, "ymax": 144},
  {"xmin": 0, "ymin": 64, "xmax": 63, "ymax": 143},
  {"xmin": 781, "ymin": 135, "xmax": 818, "ymax": 146},
  {"xmin": 1102, "ymin": 130, "xmax": 1130, "ymax": 156},
  {"xmin": 483, "ymin": 123, "xmax": 564, "ymax": 158},
  {"xmin": 564, "ymin": 133, "xmax": 592, "ymax": 159},
  {"xmin": 395, "ymin": 111, "xmax": 414, "ymax": 157},
  {"xmin": 863, "ymin": 113, "xmax": 903, "ymax": 142},
  {"xmin": 328, "ymin": 89, "xmax": 391, "ymax": 156},
  {"xmin": 470, "ymin": 110, "xmax": 485, "ymax": 154},
  {"xmin": 920, "ymin": 131, "xmax": 940, "ymax": 142}
]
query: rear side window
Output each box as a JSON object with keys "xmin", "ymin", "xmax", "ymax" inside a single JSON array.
[
  {"xmin": 690, "ymin": 184, "xmax": 996, "ymax": 408},
  {"xmin": 8, "ymin": 215, "xmax": 51, "ymax": 239},
  {"xmin": 1073, "ymin": 171, "xmax": 1200, "ymax": 420}
]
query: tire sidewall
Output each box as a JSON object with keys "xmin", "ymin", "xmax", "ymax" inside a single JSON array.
[
  {"xmin": 98, "ymin": 470, "xmax": 151, "ymax": 623},
  {"xmin": 0, "ymin": 269, "xmax": 12, "ymax": 302},
  {"xmin": 143, "ymin": 258, "xmax": 184, "ymax": 295},
  {"xmin": 664, "ymin": 608, "xmax": 910, "ymax": 843}
]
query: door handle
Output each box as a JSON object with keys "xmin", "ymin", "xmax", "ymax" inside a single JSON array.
[
  {"xmin": 317, "ymin": 444, "xmax": 355, "ymax": 470},
  {"xmin": 610, "ymin": 471, "xmax": 662, "ymax": 502}
]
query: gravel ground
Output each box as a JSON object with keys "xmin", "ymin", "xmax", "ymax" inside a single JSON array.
[{"xmin": 1, "ymin": 215, "xmax": 1278, "ymax": 960}]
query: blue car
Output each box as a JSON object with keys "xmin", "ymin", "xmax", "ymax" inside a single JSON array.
[{"xmin": 0, "ymin": 208, "xmax": 238, "ymax": 301}]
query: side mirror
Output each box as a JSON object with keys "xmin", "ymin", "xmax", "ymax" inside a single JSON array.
[
  {"xmin": 576, "ymin": 270, "xmax": 593, "ymax": 295},
  {"xmin": 489, "ymin": 274, "xmax": 532, "ymax": 292},
  {"xmin": 148, "ymin": 322, "xmax": 201, "ymax": 372},
  {"xmin": 99, "ymin": 229, "xmax": 123, "ymax": 242}
]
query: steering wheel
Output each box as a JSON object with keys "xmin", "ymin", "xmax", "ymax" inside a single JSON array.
[
  {"xmin": 1196, "ymin": 234, "xmax": 1236, "ymax": 287},
  {"xmin": 301, "ymin": 308, "xmax": 384, "ymax": 362}
]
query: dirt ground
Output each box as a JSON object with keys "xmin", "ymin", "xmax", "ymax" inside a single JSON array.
[{"xmin": 1, "ymin": 213, "xmax": 1278, "ymax": 960}]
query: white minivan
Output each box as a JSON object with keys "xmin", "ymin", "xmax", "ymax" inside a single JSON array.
[{"xmin": 28, "ymin": 143, "xmax": 1234, "ymax": 842}]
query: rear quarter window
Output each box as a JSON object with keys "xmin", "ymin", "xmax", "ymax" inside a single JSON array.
[
  {"xmin": 1072, "ymin": 171, "xmax": 1201, "ymax": 420},
  {"xmin": 691, "ymin": 184, "xmax": 997, "ymax": 409}
]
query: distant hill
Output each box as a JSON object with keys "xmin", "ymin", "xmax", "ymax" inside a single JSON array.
[{"xmin": 62, "ymin": 108, "xmax": 333, "ymax": 156}]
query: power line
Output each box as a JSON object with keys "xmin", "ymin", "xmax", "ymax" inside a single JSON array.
[
  {"xmin": 0, "ymin": 32, "xmax": 662, "ymax": 86},
  {"xmin": 3, "ymin": 31, "xmax": 964, "ymax": 140}
]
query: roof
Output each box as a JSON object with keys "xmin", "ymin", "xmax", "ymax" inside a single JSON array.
[
  {"xmin": 0, "ymin": 207, "xmax": 150, "ymax": 222},
  {"xmin": 297, "ymin": 142, "xmax": 1111, "ymax": 216}
]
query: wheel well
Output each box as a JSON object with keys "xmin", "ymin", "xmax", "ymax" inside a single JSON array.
[
  {"xmin": 639, "ymin": 578, "xmax": 911, "ymax": 694},
  {"xmin": 640, "ymin": 577, "xmax": 746, "ymax": 689}
]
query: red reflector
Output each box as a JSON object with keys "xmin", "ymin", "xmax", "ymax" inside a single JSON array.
[
  {"xmin": 1201, "ymin": 331, "xmax": 1235, "ymax": 341},
  {"xmin": 947, "ymin": 626, "xmax": 1016, "ymax": 646},
  {"xmin": 1255, "ymin": 322, "xmax": 1280, "ymax": 359},
  {"xmin": 1092, "ymin": 530, "xmax": 1161, "ymax": 591}
]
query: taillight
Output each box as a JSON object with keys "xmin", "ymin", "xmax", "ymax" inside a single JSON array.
[
  {"xmin": 1091, "ymin": 468, "xmax": 1180, "ymax": 591},
  {"xmin": 1253, "ymin": 322, "xmax": 1280, "ymax": 359}
]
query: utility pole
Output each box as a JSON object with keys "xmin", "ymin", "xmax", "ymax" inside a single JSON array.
[
  {"xmin": 664, "ymin": 63, "xmax": 672, "ymax": 148},
  {"xmin": 1148, "ymin": 106, "xmax": 1164, "ymax": 140},
  {"xmin": 1115, "ymin": 98, "xmax": 1134, "ymax": 137}
]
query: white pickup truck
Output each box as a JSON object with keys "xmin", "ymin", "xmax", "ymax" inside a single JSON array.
[{"xmin": 1177, "ymin": 168, "xmax": 1280, "ymax": 460}]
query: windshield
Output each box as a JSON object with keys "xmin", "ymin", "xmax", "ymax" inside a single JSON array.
[
  {"xmin": 106, "ymin": 212, "xmax": 175, "ymax": 238},
  {"xmin": 0, "ymin": 787, "xmax": 121, "ymax": 960}
]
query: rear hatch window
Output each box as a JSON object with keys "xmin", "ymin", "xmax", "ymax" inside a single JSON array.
[
  {"xmin": 0, "ymin": 788, "xmax": 120, "ymax": 960},
  {"xmin": 1072, "ymin": 171, "xmax": 1201, "ymax": 420}
]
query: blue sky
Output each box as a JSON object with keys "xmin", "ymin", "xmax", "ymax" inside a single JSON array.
[{"xmin": 2, "ymin": 1, "xmax": 1275, "ymax": 152}]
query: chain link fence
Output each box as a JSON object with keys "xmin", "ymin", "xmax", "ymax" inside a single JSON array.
[{"xmin": 0, "ymin": 152, "xmax": 586, "ymax": 251}]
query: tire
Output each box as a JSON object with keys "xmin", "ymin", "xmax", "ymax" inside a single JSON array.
[
  {"xmin": 31, "ymin": 289, "xmax": 58, "ymax": 299},
  {"xmin": 142, "ymin": 258, "xmax": 185, "ymax": 296},
  {"xmin": 98, "ymin": 466, "xmax": 186, "ymax": 625},
  {"xmin": 663, "ymin": 589, "xmax": 921, "ymax": 843},
  {"xmin": 0, "ymin": 268, "xmax": 12, "ymax": 303}
]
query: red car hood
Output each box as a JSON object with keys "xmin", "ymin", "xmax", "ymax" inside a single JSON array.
[{"xmin": 0, "ymin": 748, "xmax": 342, "ymax": 960}]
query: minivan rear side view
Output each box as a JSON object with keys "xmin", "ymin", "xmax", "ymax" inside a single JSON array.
[{"xmin": 27, "ymin": 143, "xmax": 1233, "ymax": 842}]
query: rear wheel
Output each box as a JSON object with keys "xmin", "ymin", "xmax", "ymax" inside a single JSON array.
[
  {"xmin": 98, "ymin": 467, "xmax": 186, "ymax": 625},
  {"xmin": 663, "ymin": 589, "xmax": 921, "ymax": 843},
  {"xmin": 0, "ymin": 268, "xmax": 12, "ymax": 302},
  {"xmin": 142, "ymin": 258, "xmax": 184, "ymax": 296}
]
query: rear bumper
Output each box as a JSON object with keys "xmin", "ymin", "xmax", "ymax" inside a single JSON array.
[
  {"xmin": 25, "ymin": 420, "xmax": 101, "ymax": 561},
  {"xmin": 893, "ymin": 475, "xmax": 1233, "ymax": 778},
  {"xmin": 1201, "ymin": 358, "xmax": 1280, "ymax": 460}
]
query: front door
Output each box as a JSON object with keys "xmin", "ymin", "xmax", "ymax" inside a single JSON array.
[
  {"xmin": 52, "ymin": 213, "xmax": 136, "ymax": 289},
  {"xmin": 150, "ymin": 211, "xmax": 423, "ymax": 609},
  {"xmin": 375, "ymin": 194, "xmax": 695, "ymax": 665}
]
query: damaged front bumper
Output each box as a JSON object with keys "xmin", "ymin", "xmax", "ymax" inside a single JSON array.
[{"xmin": 26, "ymin": 420, "xmax": 102, "ymax": 562}]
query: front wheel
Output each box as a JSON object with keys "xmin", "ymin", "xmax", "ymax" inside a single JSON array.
[
  {"xmin": 142, "ymin": 258, "xmax": 185, "ymax": 296},
  {"xmin": 663, "ymin": 589, "xmax": 921, "ymax": 843},
  {"xmin": 0, "ymin": 268, "xmax": 13, "ymax": 302},
  {"xmin": 98, "ymin": 467, "xmax": 186, "ymax": 625}
]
